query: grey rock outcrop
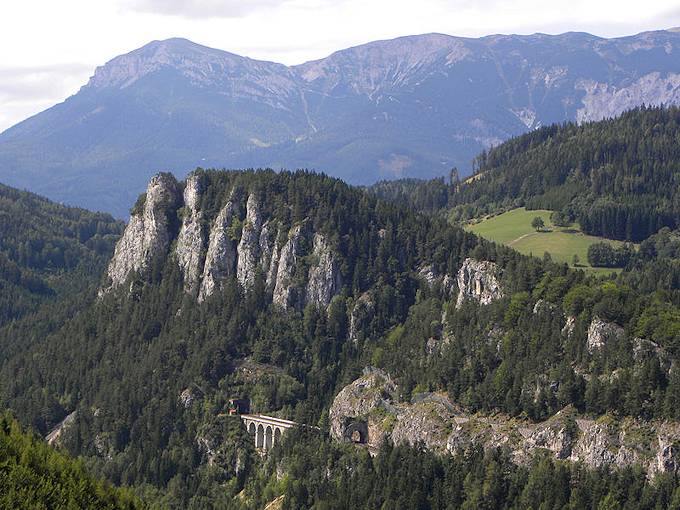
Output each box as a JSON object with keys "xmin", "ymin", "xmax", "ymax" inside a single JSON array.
[
  {"xmin": 104, "ymin": 175, "xmax": 345, "ymax": 308},
  {"xmin": 45, "ymin": 411, "xmax": 77, "ymax": 445},
  {"xmin": 562, "ymin": 315, "xmax": 576, "ymax": 337},
  {"xmin": 265, "ymin": 227, "xmax": 282, "ymax": 291},
  {"xmin": 175, "ymin": 174, "xmax": 205, "ymax": 295},
  {"xmin": 272, "ymin": 223, "xmax": 306, "ymax": 309},
  {"xmin": 391, "ymin": 400, "xmax": 456, "ymax": 451},
  {"xmin": 199, "ymin": 200, "xmax": 238, "ymax": 302},
  {"xmin": 587, "ymin": 317, "xmax": 624, "ymax": 353},
  {"xmin": 330, "ymin": 371, "xmax": 680, "ymax": 475},
  {"xmin": 653, "ymin": 436, "xmax": 680, "ymax": 475},
  {"xmin": 329, "ymin": 367, "xmax": 398, "ymax": 447},
  {"xmin": 306, "ymin": 233, "xmax": 342, "ymax": 308},
  {"xmin": 259, "ymin": 221, "xmax": 277, "ymax": 278},
  {"xmin": 418, "ymin": 264, "xmax": 455, "ymax": 296},
  {"xmin": 455, "ymin": 258, "xmax": 504, "ymax": 308},
  {"xmin": 101, "ymin": 173, "xmax": 179, "ymax": 294},
  {"xmin": 236, "ymin": 194, "xmax": 263, "ymax": 289},
  {"xmin": 533, "ymin": 299, "xmax": 558, "ymax": 315}
]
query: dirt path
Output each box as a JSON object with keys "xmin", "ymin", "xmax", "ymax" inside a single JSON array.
[{"xmin": 508, "ymin": 232, "xmax": 537, "ymax": 246}]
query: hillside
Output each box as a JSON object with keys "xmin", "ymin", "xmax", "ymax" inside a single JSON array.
[
  {"xmin": 0, "ymin": 412, "xmax": 142, "ymax": 509},
  {"xmin": 3, "ymin": 30, "xmax": 680, "ymax": 216},
  {"xmin": 0, "ymin": 183, "xmax": 123, "ymax": 329},
  {"xmin": 450, "ymin": 106, "xmax": 680, "ymax": 242},
  {"xmin": 466, "ymin": 207, "xmax": 629, "ymax": 273},
  {"xmin": 373, "ymin": 107, "xmax": 680, "ymax": 245},
  {"xmin": 1, "ymin": 169, "xmax": 680, "ymax": 507}
]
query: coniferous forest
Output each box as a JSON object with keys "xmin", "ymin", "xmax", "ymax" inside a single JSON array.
[
  {"xmin": 373, "ymin": 106, "xmax": 680, "ymax": 243},
  {"xmin": 2, "ymin": 109, "xmax": 680, "ymax": 508}
]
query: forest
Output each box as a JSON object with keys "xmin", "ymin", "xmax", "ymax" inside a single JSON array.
[
  {"xmin": 0, "ymin": 412, "xmax": 142, "ymax": 509},
  {"xmin": 0, "ymin": 167, "xmax": 679, "ymax": 508},
  {"xmin": 371, "ymin": 107, "xmax": 680, "ymax": 243}
]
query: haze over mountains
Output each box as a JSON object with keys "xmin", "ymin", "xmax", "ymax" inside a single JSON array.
[{"xmin": 2, "ymin": 29, "xmax": 680, "ymax": 216}]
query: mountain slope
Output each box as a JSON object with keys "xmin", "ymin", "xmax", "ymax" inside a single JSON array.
[
  {"xmin": 0, "ymin": 412, "xmax": 142, "ymax": 509},
  {"xmin": 3, "ymin": 30, "xmax": 680, "ymax": 216},
  {"xmin": 2, "ymin": 169, "xmax": 680, "ymax": 506},
  {"xmin": 0, "ymin": 182, "xmax": 123, "ymax": 329}
]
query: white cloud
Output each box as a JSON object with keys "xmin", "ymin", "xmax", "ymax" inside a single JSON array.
[
  {"xmin": 0, "ymin": 0, "xmax": 679, "ymax": 132},
  {"xmin": 123, "ymin": 0, "xmax": 289, "ymax": 18}
]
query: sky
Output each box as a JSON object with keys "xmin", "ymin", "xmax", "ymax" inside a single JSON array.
[{"xmin": 1, "ymin": 0, "xmax": 680, "ymax": 132}]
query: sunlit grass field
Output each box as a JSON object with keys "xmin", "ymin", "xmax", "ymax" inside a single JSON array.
[{"xmin": 465, "ymin": 208, "xmax": 629, "ymax": 273}]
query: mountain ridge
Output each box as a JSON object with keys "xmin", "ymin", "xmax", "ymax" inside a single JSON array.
[{"xmin": 3, "ymin": 28, "xmax": 680, "ymax": 217}]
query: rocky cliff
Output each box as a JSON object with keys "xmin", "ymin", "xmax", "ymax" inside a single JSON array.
[
  {"xmin": 455, "ymin": 258, "xmax": 504, "ymax": 308},
  {"xmin": 176, "ymin": 174, "xmax": 205, "ymax": 295},
  {"xmin": 330, "ymin": 369, "xmax": 680, "ymax": 476},
  {"xmin": 100, "ymin": 173, "xmax": 180, "ymax": 294},
  {"xmin": 103, "ymin": 173, "xmax": 343, "ymax": 310},
  {"xmin": 587, "ymin": 317, "xmax": 625, "ymax": 353}
]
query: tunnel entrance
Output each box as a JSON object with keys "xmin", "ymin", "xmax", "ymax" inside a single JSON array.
[{"xmin": 343, "ymin": 420, "xmax": 368, "ymax": 444}]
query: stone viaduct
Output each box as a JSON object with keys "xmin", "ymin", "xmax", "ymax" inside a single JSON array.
[{"xmin": 240, "ymin": 414, "xmax": 297, "ymax": 450}]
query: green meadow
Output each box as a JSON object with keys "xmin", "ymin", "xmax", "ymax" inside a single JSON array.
[{"xmin": 465, "ymin": 208, "xmax": 628, "ymax": 273}]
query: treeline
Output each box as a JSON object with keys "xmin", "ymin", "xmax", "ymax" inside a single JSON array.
[{"xmin": 0, "ymin": 412, "xmax": 142, "ymax": 509}]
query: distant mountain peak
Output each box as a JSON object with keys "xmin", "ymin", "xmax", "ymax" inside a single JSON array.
[
  {"xmin": 85, "ymin": 36, "xmax": 269, "ymax": 91},
  {"xmin": 3, "ymin": 29, "xmax": 680, "ymax": 217}
]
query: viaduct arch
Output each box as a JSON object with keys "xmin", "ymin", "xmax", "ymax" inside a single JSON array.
[{"xmin": 241, "ymin": 414, "xmax": 297, "ymax": 451}]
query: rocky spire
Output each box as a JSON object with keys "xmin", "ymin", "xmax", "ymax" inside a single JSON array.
[
  {"xmin": 100, "ymin": 173, "xmax": 179, "ymax": 294},
  {"xmin": 236, "ymin": 194, "xmax": 262, "ymax": 289},
  {"xmin": 198, "ymin": 199, "xmax": 238, "ymax": 302},
  {"xmin": 272, "ymin": 223, "xmax": 306, "ymax": 309},
  {"xmin": 175, "ymin": 174, "xmax": 205, "ymax": 295},
  {"xmin": 306, "ymin": 233, "xmax": 342, "ymax": 308},
  {"xmin": 455, "ymin": 258, "xmax": 504, "ymax": 308}
]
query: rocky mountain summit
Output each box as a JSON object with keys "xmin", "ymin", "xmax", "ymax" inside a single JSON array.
[
  {"xmin": 330, "ymin": 368, "xmax": 680, "ymax": 476},
  {"xmin": 4, "ymin": 30, "xmax": 680, "ymax": 216},
  {"xmin": 101, "ymin": 172, "xmax": 343, "ymax": 310}
]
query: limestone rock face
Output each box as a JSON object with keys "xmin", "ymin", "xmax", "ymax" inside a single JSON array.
[
  {"xmin": 524, "ymin": 418, "xmax": 573, "ymax": 460},
  {"xmin": 176, "ymin": 174, "xmax": 205, "ymax": 295},
  {"xmin": 306, "ymin": 233, "xmax": 342, "ymax": 308},
  {"xmin": 330, "ymin": 371, "xmax": 680, "ymax": 475},
  {"xmin": 455, "ymin": 258, "xmax": 503, "ymax": 308},
  {"xmin": 587, "ymin": 317, "xmax": 624, "ymax": 353},
  {"xmin": 272, "ymin": 223, "xmax": 307, "ymax": 309},
  {"xmin": 329, "ymin": 368, "xmax": 398, "ymax": 446},
  {"xmin": 418, "ymin": 264, "xmax": 455, "ymax": 296},
  {"xmin": 259, "ymin": 221, "xmax": 277, "ymax": 277},
  {"xmin": 104, "ymin": 175, "xmax": 342, "ymax": 308},
  {"xmin": 199, "ymin": 200, "xmax": 238, "ymax": 302},
  {"xmin": 391, "ymin": 399, "xmax": 456, "ymax": 451},
  {"xmin": 237, "ymin": 194, "xmax": 263, "ymax": 289},
  {"xmin": 562, "ymin": 315, "xmax": 576, "ymax": 337},
  {"xmin": 101, "ymin": 173, "xmax": 179, "ymax": 293},
  {"xmin": 653, "ymin": 436, "xmax": 680, "ymax": 475},
  {"xmin": 570, "ymin": 420, "xmax": 617, "ymax": 467},
  {"xmin": 265, "ymin": 227, "xmax": 282, "ymax": 291}
]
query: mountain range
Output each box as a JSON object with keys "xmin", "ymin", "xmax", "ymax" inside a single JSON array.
[{"xmin": 3, "ymin": 29, "xmax": 680, "ymax": 216}]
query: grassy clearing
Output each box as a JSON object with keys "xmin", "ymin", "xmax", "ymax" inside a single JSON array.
[{"xmin": 464, "ymin": 208, "xmax": 628, "ymax": 274}]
